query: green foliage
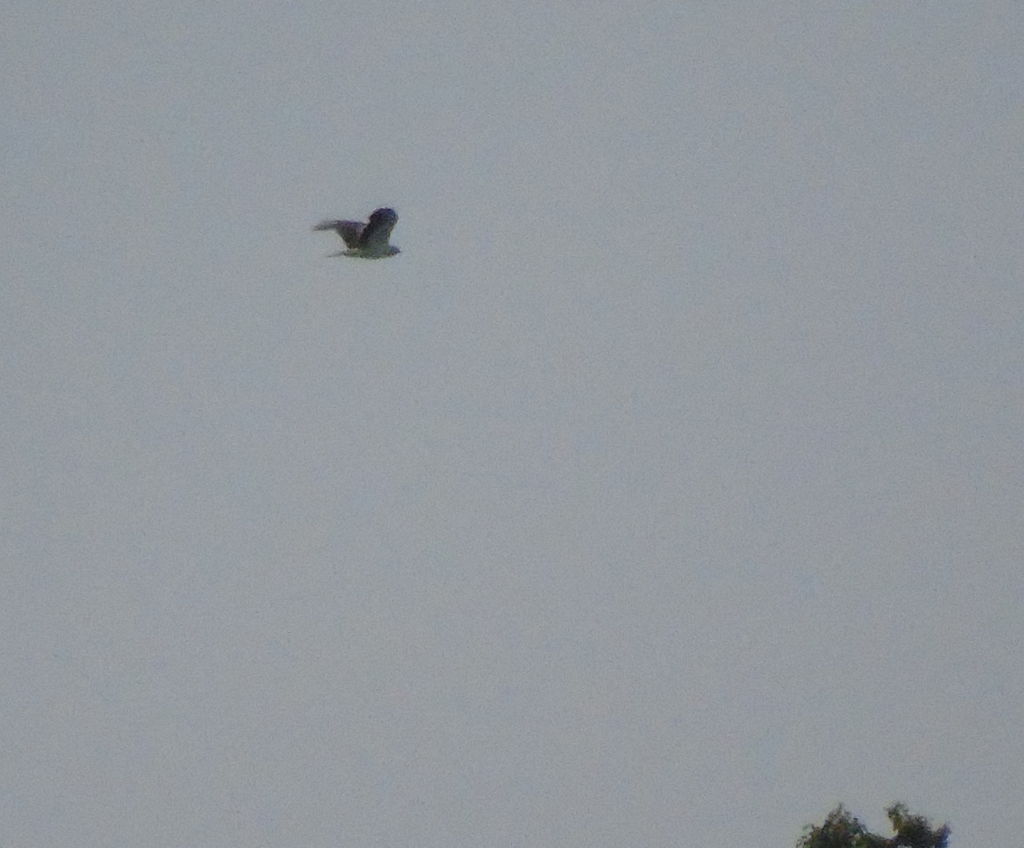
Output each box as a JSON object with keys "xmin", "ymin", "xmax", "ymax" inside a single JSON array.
[
  {"xmin": 884, "ymin": 803, "xmax": 950, "ymax": 848},
  {"xmin": 798, "ymin": 804, "xmax": 949, "ymax": 848}
]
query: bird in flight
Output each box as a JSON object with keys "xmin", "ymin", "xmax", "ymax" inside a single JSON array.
[{"xmin": 313, "ymin": 208, "xmax": 400, "ymax": 258}]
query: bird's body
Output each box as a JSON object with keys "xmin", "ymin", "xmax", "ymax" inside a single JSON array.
[{"xmin": 313, "ymin": 208, "xmax": 400, "ymax": 258}]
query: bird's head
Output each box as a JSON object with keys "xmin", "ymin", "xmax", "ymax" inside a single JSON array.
[{"xmin": 369, "ymin": 208, "xmax": 398, "ymax": 225}]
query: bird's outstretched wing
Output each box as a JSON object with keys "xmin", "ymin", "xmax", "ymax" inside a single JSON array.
[
  {"xmin": 359, "ymin": 208, "xmax": 398, "ymax": 251},
  {"xmin": 313, "ymin": 219, "xmax": 364, "ymax": 248}
]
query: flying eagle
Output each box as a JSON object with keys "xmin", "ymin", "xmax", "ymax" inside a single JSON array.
[{"xmin": 313, "ymin": 208, "xmax": 400, "ymax": 258}]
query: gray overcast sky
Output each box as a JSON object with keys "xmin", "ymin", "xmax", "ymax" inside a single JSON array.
[{"xmin": 3, "ymin": 2, "xmax": 1022, "ymax": 846}]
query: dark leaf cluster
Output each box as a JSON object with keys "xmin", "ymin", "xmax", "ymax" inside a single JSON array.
[{"xmin": 799, "ymin": 803, "xmax": 949, "ymax": 848}]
